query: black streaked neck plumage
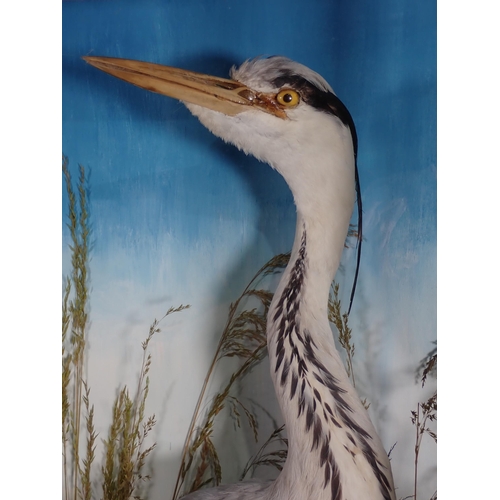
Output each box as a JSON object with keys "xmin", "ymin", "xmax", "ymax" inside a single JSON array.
[{"xmin": 266, "ymin": 205, "xmax": 395, "ymax": 500}]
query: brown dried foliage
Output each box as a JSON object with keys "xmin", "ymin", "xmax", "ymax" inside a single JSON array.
[{"xmin": 171, "ymin": 254, "xmax": 290, "ymax": 499}]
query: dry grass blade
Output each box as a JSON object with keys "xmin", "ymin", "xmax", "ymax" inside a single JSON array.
[
  {"xmin": 62, "ymin": 275, "xmax": 72, "ymax": 500},
  {"xmin": 261, "ymin": 253, "xmax": 290, "ymax": 276},
  {"xmin": 239, "ymin": 425, "xmax": 288, "ymax": 481},
  {"xmin": 102, "ymin": 391, "xmax": 124, "ymax": 500},
  {"xmin": 416, "ymin": 342, "xmax": 437, "ymax": 387},
  {"xmin": 101, "ymin": 309, "xmax": 188, "ymax": 500},
  {"xmin": 409, "ymin": 344, "xmax": 437, "ymax": 500},
  {"xmin": 181, "ymin": 345, "xmax": 267, "ymax": 495},
  {"xmin": 62, "ymin": 156, "xmax": 92, "ymax": 500},
  {"xmin": 172, "ymin": 255, "xmax": 288, "ymax": 500},
  {"xmin": 82, "ymin": 381, "xmax": 97, "ymax": 500},
  {"xmin": 227, "ymin": 396, "xmax": 259, "ymax": 442},
  {"xmin": 328, "ymin": 283, "xmax": 356, "ymax": 387},
  {"xmin": 63, "ymin": 155, "xmax": 188, "ymax": 500}
]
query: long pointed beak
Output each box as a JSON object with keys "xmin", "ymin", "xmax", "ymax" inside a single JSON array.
[{"xmin": 82, "ymin": 56, "xmax": 286, "ymax": 119}]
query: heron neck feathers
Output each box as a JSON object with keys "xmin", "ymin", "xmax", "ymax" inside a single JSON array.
[{"xmin": 266, "ymin": 220, "xmax": 395, "ymax": 500}]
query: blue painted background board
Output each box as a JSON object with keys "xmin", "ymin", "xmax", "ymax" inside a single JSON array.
[{"xmin": 63, "ymin": 0, "xmax": 436, "ymax": 498}]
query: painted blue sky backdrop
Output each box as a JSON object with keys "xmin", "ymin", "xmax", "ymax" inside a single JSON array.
[{"xmin": 63, "ymin": 1, "xmax": 436, "ymax": 498}]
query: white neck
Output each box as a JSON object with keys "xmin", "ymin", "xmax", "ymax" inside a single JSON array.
[{"xmin": 265, "ymin": 157, "xmax": 396, "ymax": 500}]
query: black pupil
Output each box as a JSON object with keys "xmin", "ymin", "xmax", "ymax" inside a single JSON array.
[{"xmin": 283, "ymin": 93, "xmax": 293, "ymax": 103}]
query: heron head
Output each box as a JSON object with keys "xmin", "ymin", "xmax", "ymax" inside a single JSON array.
[
  {"xmin": 83, "ymin": 56, "xmax": 356, "ymax": 167},
  {"xmin": 83, "ymin": 55, "xmax": 356, "ymax": 208}
]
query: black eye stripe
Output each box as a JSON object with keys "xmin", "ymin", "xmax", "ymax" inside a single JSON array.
[{"xmin": 271, "ymin": 72, "xmax": 357, "ymax": 156}]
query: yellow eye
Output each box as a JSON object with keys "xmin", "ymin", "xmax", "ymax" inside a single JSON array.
[{"xmin": 276, "ymin": 89, "xmax": 300, "ymax": 107}]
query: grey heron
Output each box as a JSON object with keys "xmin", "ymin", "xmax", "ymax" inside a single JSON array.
[{"xmin": 83, "ymin": 55, "xmax": 396, "ymax": 500}]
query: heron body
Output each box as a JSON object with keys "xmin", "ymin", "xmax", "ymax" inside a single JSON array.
[{"xmin": 84, "ymin": 55, "xmax": 396, "ymax": 500}]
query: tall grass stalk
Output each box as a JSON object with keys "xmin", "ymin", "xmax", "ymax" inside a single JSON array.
[
  {"xmin": 62, "ymin": 156, "xmax": 92, "ymax": 500},
  {"xmin": 171, "ymin": 254, "xmax": 289, "ymax": 500},
  {"xmin": 328, "ymin": 282, "xmax": 356, "ymax": 387},
  {"xmin": 408, "ymin": 346, "xmax": 437, "ymax": 500},
  {"xmin": 63, "ymin": 156, "xmax": 189, "ymax": 499},
  {"xmin": 100, "ymin": 307, "xmax": 188, "ymax": 500},
  {"xmin": 239, "ymin": 425, "xmax": 288, "ymax": 481}
]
